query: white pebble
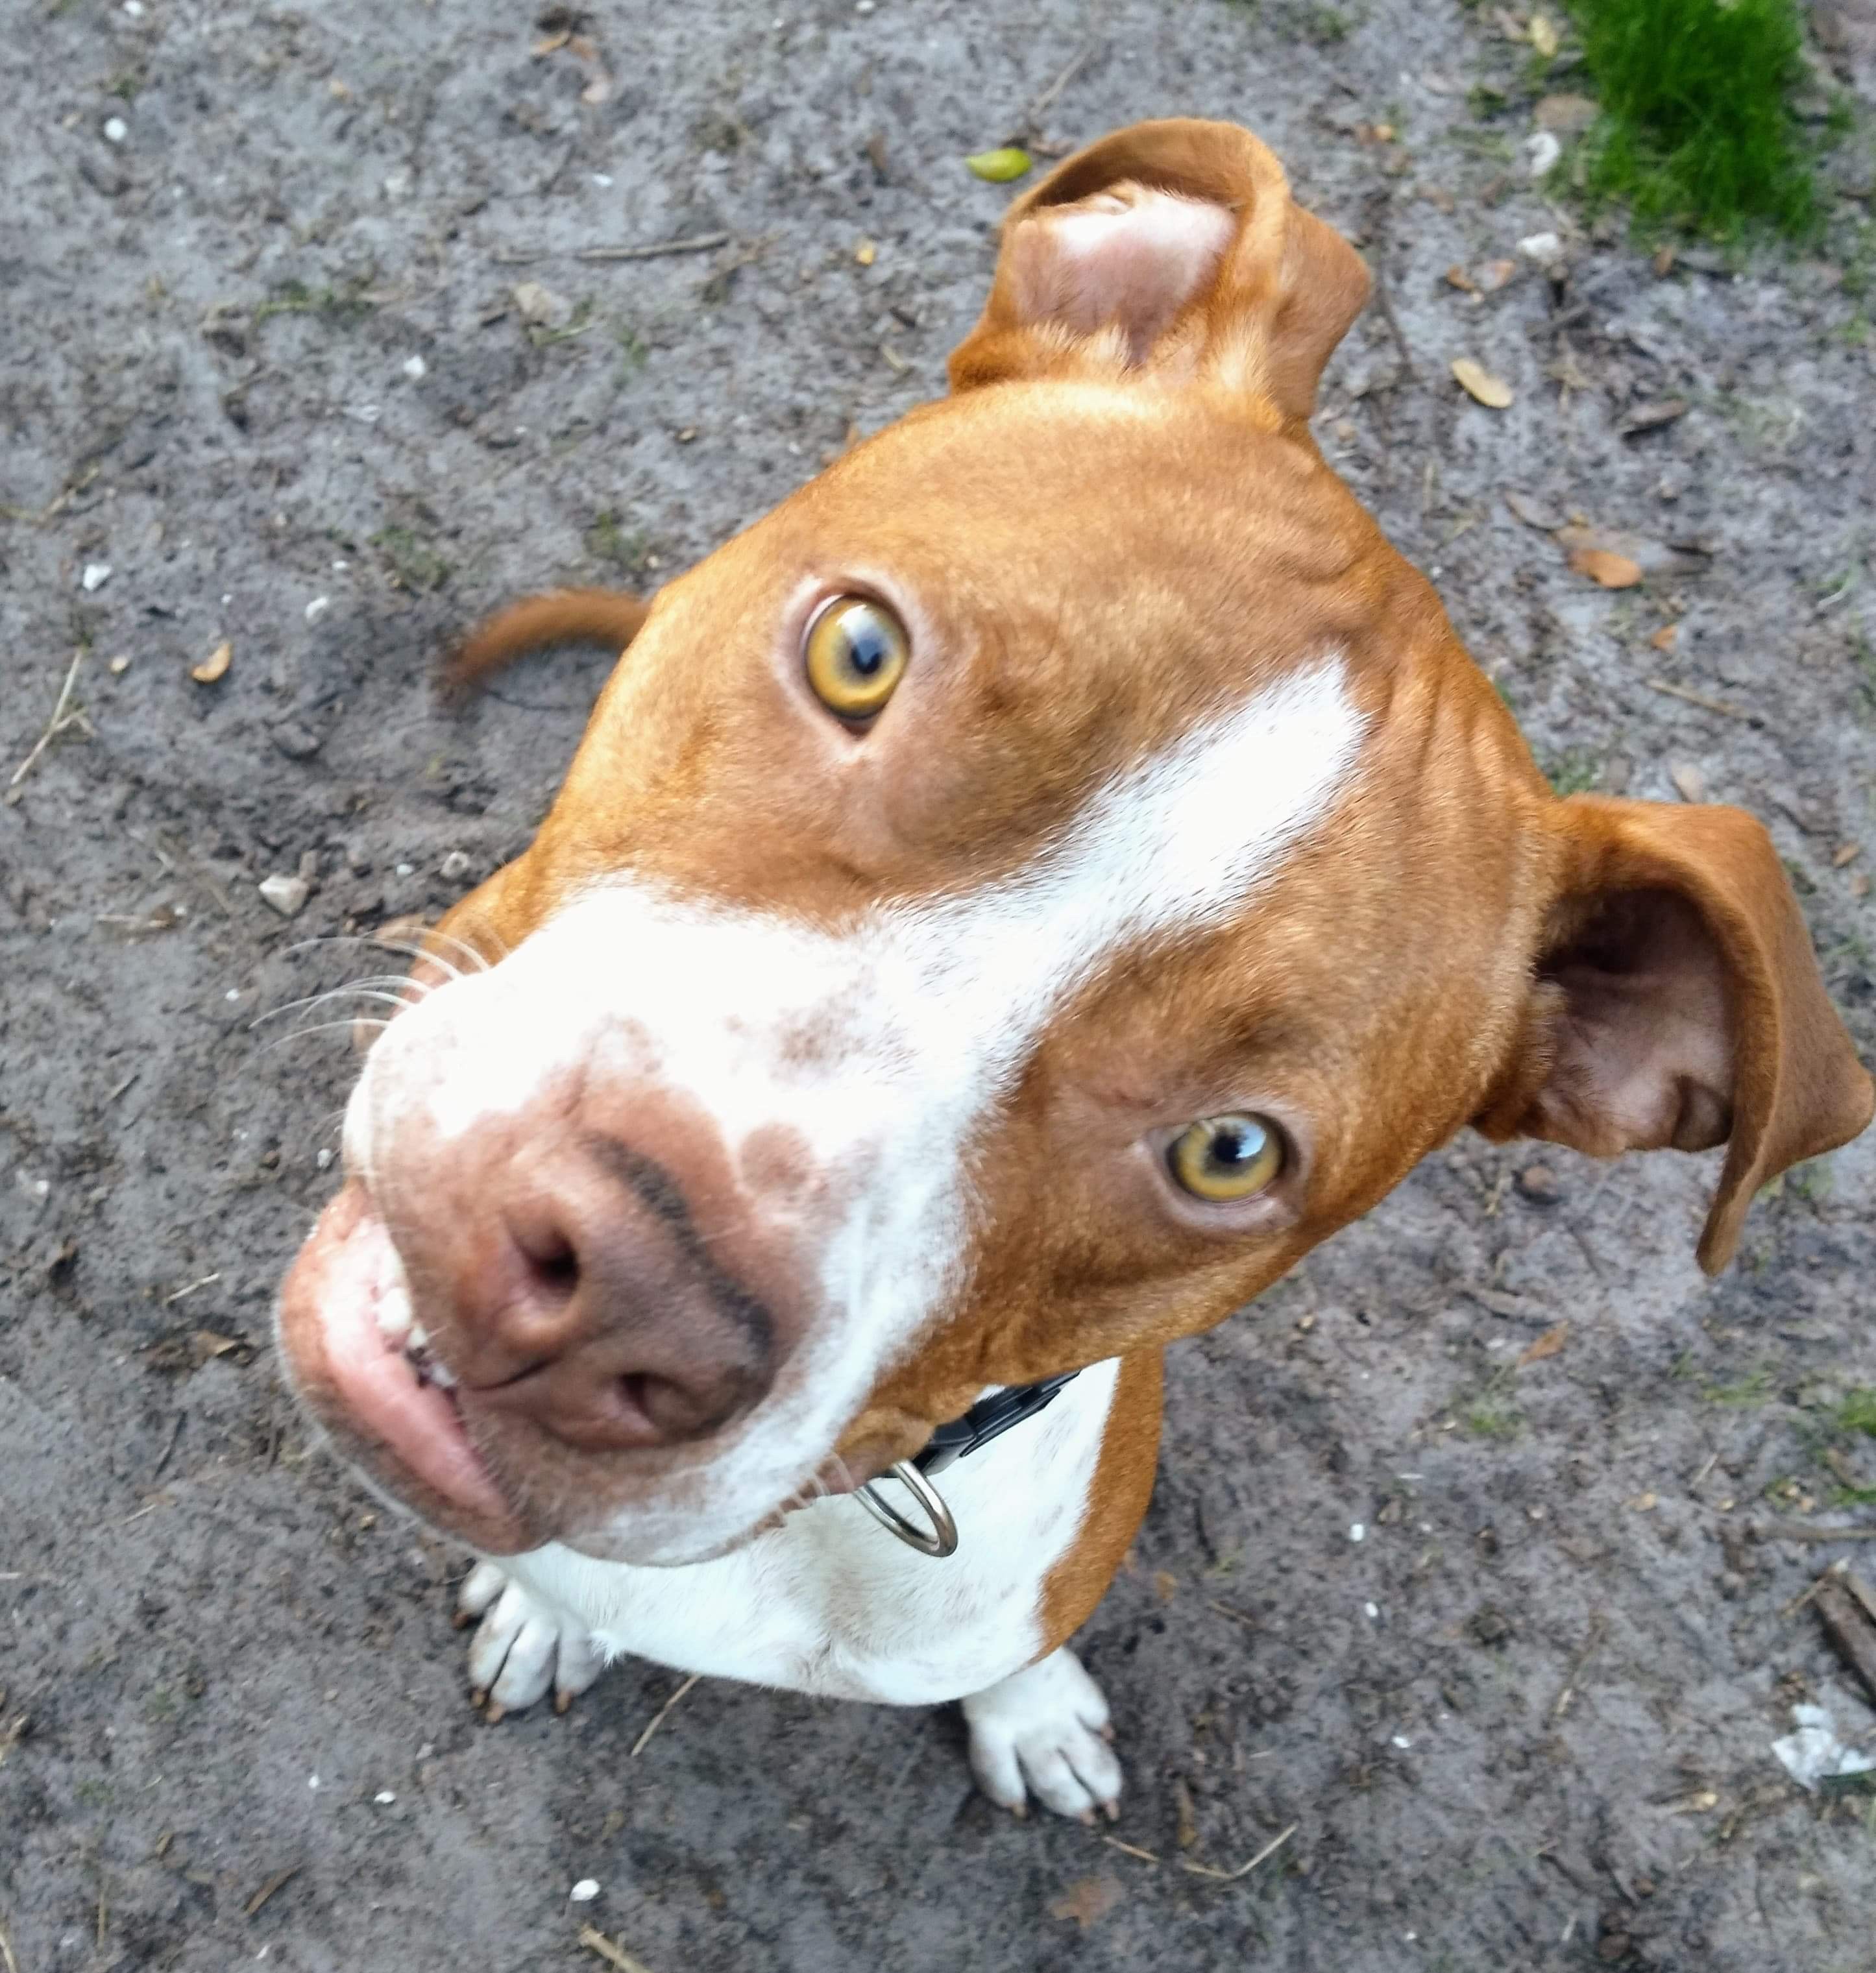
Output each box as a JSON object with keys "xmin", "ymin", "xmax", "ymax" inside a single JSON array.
[
  {"xmin": 1349, "ymin": 1522, "xmax": 1365, "ymax": 1543},
  {"xmin": 316, "ymin": 1148, "xmax": 334, "ymax": 1171},
  {"xmin": 308, "ymin": 1774, "xmax": 320, "ymax": 1791},
  {"xmin": 103, "ymin": 116, "xmax": 128, "ymax": 144},
  {"xmin": 374, "ymin": 1789, "xmax": 396, "ymax": 1804},
  {"xmin": 259, "ymin": 873, "xmax": 310, "ymax": 919},
  {"xmin": 402, "ymin": 354, "xmax": 427, "ymax": 380},
  {"xmin": 124, "ymin": 0, "xmax": 145, "ymax": 12},
  {"xmin": 591, "ymin": 173, "xmax": 613, "ymax": 188},
  {"xmin": 1365, "ymin": 1601, "xmax": 1381, "ymax": 1620},
  {"xmin": 305, "ymin": 595, "xmax": 330, "ymax": 624},
  {"xmin": 395, "ymin": 862, "xmax": 414, "ymax": 877},
  {"xmin": 331, "ymin": 559, "xmax": 350, "ymax": 572},
  {"xmin": 439, "ymin": 850, "xmax": 471, "ymax": 880},
  {"xmin": 1392, "ymin": 1735, "xmax": 1412, "ymax": 1749},
  {"xmin": 82, "ymin": 562, "xmax": 113, "ymax": 592},
  {"xmin": 1524, "ymin": 130, "xmax": 1561, "ymax": 178},
  {"xmin": 1518, "ymin": 230, "xmax": 1563, "ymax": 262},
  {"xmin": 569, "ymin": 1880, "xmax": 600, "ymax": 1903}
]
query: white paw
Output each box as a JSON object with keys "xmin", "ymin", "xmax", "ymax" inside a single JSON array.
[
  {"xmin": 961, "ymin": 1647, "xmax": 1123, "ymax": 1823},
  {"xmin": 454, "ymin": 1560, "xmax": 607, "ymax": 1720}
]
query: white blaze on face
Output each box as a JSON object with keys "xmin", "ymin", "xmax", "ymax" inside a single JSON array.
[{"xmin": 347, "ymin": 657, "xmax": 1365, "ymax": 1558}]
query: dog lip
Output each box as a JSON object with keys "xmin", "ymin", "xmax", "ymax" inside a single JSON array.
[{"xmin": 280, "ymin": 1181, "xmax": 529, "ymax": 1546}]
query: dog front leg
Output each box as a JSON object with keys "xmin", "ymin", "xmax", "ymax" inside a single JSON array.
[{"xmin": 960, "ymin": 1647, "xmax": 1122, "ymax": 1823}]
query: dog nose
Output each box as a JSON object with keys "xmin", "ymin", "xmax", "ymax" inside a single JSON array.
[{"xmin": 449, "ymin": 1137, "xmax": 777, "ymax": 1451}]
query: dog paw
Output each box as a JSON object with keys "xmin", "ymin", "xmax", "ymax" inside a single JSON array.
[
  {"xmin": 454, "ymin": 1560, "xmax": 606, "ymax": 1720},
  {"xmin": 961, "ymin": 1647, "xmax": 1123, "ymax": 1823}
]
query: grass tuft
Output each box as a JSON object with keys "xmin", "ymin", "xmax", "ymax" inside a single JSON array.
[{"xmin": 1566, "ymin": 0, "xmax": 1834, "ymax": 241}]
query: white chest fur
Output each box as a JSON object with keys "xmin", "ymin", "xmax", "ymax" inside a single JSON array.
[{"xmin": 495, "ymin": 1357, "xmax": 1121, "ymax": 1706}]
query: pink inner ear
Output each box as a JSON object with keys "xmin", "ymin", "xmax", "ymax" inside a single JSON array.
[{"xmin": 1013, "ymin": 186, "xmax": 1237, "ymax": 364}]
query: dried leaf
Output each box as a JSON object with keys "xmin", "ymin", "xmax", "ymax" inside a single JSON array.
[
  {"xmin": 1833, "ymin": 843, "xmax": 1863, "ymax": 868},
  {"xmin": 1451, "ymin": 357, "xmax": 1513, "ymax": 409},
  {"xmin": 1445, "ymin": 263, "xmax": 1476, "ymax": 292},
  {"xmin": 1670, "ymin": 762, "xmax": 1706, "ymax": 803},
  {"xmin": 1048, "ymin": 1877, "xmax": 1123, "ymax": 1931},
  {"xmin": 512, "ymin": 280, "xmax": 572, "ymax": 329},
  {"xmin": 1478, "ymin": 258, "xmax": 1517, "ymax": 291},
  {"xmin": 530, "ymin": 29, "xmax": 570, "ymax": 54},
  {"xmin": 853, "ymin": 239, "xmax": 877, "ymax": 267},
  {"xmin": 1503, "ymin": 489, "xmax": 1565, "ymax": 531},
  {"xmin": 965, "ymin": 147, "xmax": 1032, "ymax": 184},
  {"xmin": 1529, "ymin": 11, "xmax": 1559, "ymax": 56},
  {"xmin": 1649, "ymin": 623, "xmax": 1679, "ymax": 653},
  {"xmin": 1533, "ymin": 92, "xmax": 1598, "ymax": 133},
  {"xmin": 1620, "ymin": 398, "xmax": 1688, "ymax": 435},
  {"xmin": 191, "ymin": 640, "xmax": 232, "ymax": 684},
  {"xmin": 1153, "ymin": 1569, "xmax": 1179, "ymax": 1604},
  {"xmin": 1568, "ymin": 547, "xmax": 1642, "ymax": 588},
  {"xmin": 1517, "ymin": 1321, "xmax": 1570, "ymax": 1367}
]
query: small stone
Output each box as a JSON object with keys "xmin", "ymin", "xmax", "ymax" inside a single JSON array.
[
  {"xmin": 103, "ymin": 116, "xmax": 128, "ymax": 144},
  {"xmin": 304, "ymin": 595, "xmax": 331, "ymax": 624},
  {"xmin": 1349, "ymin": 1522, "xmax": 1366, "ymax": 1543},
  {"xmin": 1669, "ymin": 762, "xmax": 1706, "ymax": 803},
  {"xmin": 569, "ymin": 1880, "xmax": 600, "ymax": 1903},
  {"xmin": 1524, "ymin": 131, "xmax": 1561, "ymax": 178},
  {"xmin": 512, "ymin": 280, "xmax": 573, "ymax": 330},
  {"xmin": 82, "ymin": 562, "xmax": 113, "ymax": 592},
  {"xmin": 271, "ymin": 721, "xmax": 323, "ymax": 760},
  {"xmin": 439, "ymin": 850, "xmax": 472, "ymax": 881},
  {"xmin": 259, "ymin": 874, "xmax": 310, "ymax": 918},
  {"xmin": 1517, "ymin": 230, "xmax": 1564, "ymax": 263},
  {"xmin": 402, "ymin": 354, "xmax": 428, "ymax": 380},
  {"xmin": 108, "ymin": 654, "xmax": 130, "ymax": 674},
  {"xmin": 374, "ymin": 1789, "xmax": 396, "ymax": 1804},
  {"xmin": 1515, "ymin": 1163, "xmax": 1562, "ymax": 1205},
  {"xmin": 854, "ymin": 239, "xmax": 877, "ymax": 266}
]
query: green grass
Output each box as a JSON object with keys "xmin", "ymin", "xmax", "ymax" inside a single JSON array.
[
  {"xmin": 1705, "ymin": 1366, "xmax": 1773, "ymax": 1407},
  {"xmin": 1834, "ymin": 1389, "xmax": 1876, "ymax": 1440},
  {"xmin": 1461, "ymin": 1403, "xmax": 1522, "ymax": 1442},
  {"xmin": 1544, "ymin": 748, "xmax": 1602, "ymax": 797},
  {"xmin": 1565, "ymin": 0, "xmax": 1836, "ymax": 241}
]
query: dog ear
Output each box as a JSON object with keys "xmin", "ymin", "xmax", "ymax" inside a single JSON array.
[
  {"xmin": 948, "ymin": 119, "xmax": 1370, "ymax": 430},
  {"xmin": 1474, "ymin": 797, "xmax": 1873, "ymax": 1274}
]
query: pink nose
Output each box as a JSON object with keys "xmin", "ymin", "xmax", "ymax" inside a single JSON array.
[{"xmin": 439, "ymin": 1136, "xmax": 779, "ymax": 1451}]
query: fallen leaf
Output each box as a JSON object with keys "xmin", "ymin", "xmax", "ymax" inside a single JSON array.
[
  {"xmin": 1649, "ymin": 623, "xmax": 1679, "ymax": 653},
  {"xmin": 567, "ymin": 33, "xmax": 600, "ymax": 62},
  {"xmin": 854, "ymin": 239, "xmax": 877, "ymax": 267},
  {"xmin": 1529, "ymin": 11, "xmax": 1559, "ymax": 56},
  {"xmin": 1620, "ymin": 398, "xmax": 1689, "ymax": 435},
  {"xmin": 1048, "ymin": 1877, "xmax": 1123, "ymax": 1931},
  {"xmin": 1153, "ymin": 1569, "xmax": 1179, "ymax": 1604},
  {"xmin": 1533, "ymin": 92, "xmax": 1598, "ymax": 133},
  {"xmin": 1503, "ymin": 489, "xmax": 1565, "ymax": 531},
  {"xmin": 1451, "ymin": 357, "xmax": 1513, "ymax": 409},
  {"xmin": 511, "ymin": 280, "xmax": 572, "ymax": 329},
  {"xmin": 191, "ymin": 640, "xmax": 232, "ymax": 684},
  {"xmin": 965, "ymin": 147, "xmax": 1032, "ymax": 183},
  {"xmin": 1669, "ymin": 762, "xmax": 1706, "ymax": 803},
  {"xmin": 1833, "ymin": 843, "xmax": 1863, "ymax": 868},
  {"xmin": 1478, "ymin": 258, "xmax": 1517, "ymax": 291},
  {"xmin": 1517, "ymin": 1323, "xmax": 1569, "ymax": 1366},
  {"xmin": 1568, "ymin": 547, "xmax": 1643, "ymax": 588},
  {"xmin": 531, "ymin": 29, "xmax": 570, "ymax": 54},
  {"xmin": 1445, "ymin": 263, "xmax": 1477, "ymax": 292}
]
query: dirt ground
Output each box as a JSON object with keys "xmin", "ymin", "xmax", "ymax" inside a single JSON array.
[{"xmin": 3, "ymin": 1, "xmax": 1875, "ymax": 1968}]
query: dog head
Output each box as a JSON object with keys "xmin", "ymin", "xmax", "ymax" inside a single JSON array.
[{"xmin": 278, "ymin": 121, "xmax": 1872, "ymax": 1565}]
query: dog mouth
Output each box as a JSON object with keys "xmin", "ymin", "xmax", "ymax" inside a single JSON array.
[{"xmin": 278, "ymin": 1183, "xmax": 528, "ymax": 1547}]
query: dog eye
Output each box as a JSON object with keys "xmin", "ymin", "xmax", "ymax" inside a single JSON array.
[
  {"xmin": 804, "ymin": 596, "xmax": 908, "ymax": 720},
  {"xmin": 1167, "ymin": 1113, "xmax": 1284, "ymax": 1202}
]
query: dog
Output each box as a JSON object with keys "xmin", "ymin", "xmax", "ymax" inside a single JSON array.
[{"xmin": 276, "ymin": 119, "xmax": 1873, "ymax": 1822}]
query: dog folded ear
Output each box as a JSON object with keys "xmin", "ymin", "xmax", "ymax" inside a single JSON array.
[
  {"xmin": 1474, "ymin": 797, "xmax": 1873, "ymax": 1274},
  {"xmin": 948, "ymin": 119, "xmax": 1370, "ymax": 430}
]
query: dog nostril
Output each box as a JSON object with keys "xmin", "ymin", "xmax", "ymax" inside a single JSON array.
[
  {"xmin": 622, "ymin": 1370, "xmax": 742, "ymax": 1443},
  {"xmin": 515, "ymin": 1225, "xmax": 581, "ymax": 1300}
]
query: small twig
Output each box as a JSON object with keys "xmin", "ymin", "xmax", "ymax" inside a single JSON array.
[
  {"xmin": 164, "ymin": 1273, "xmax": 221, "ymax": 1305},
  {"xmin": 1102, "ymin": 1835, "xmax": 1162, "ymax": 1863},
  {"xmin": 629, "ymin": 1672, "xmax": 699, "ymax": 1757},
  {"xmin": 1178, "ymin": 1822, "xmax": 1297, "ymax": 1883},
  {"xmin": 0, "ymin": 461, "xmax": 101, "ymax": 526},
  {"xmin": 1550, "ymin": 1613, "xmax": 1608, "ymax": 1723},
  {"xmin": 1687, "ymin": 1450, "xmax": 1720, "ymax": 1494},
  {"xmin": 1009, "ymin": 42, "xmax": 1093, "ymax": 142},
  {"xmin": 492, "ymin": 232, "xmax": 729, "ymax": 267},
  {"xmin": 0, "ymin": 1911, "xmax": 18, "ymax": 1973},
  {"xmin": 1207, "ymin": 1600, "xmax": 1259, "ymax": 1630},
  {"xmin": 1755, "ymin": 1518, "xmax": 1876, "ymax": 1544},
  {"xmin": 6, "ymin": 649, "xmax": 86, "ymax": 800},
  {"xmin": 1370, "ymin": 269, "xmax": 1419, "ymax": 383},
  {"xmin": 578, "ymin": 1925, "xmax": 657, "ymax": 1973},
  {"xmin": 243, "ymin": 1864, "xmax": 301, "ymax": 1917},
  {"xmin": 1781, "ymin": 1563, "xmax": 1844, "ymax": 1620},
  {"xmin": 1643, "ymin": 677, "xmax": 1762, "ymax": 726},
  {"xmin": 151, "ymin": 1410, "xmax": 186, "ymax": 1481}
]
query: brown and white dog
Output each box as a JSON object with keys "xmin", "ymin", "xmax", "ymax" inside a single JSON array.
[{"xmin": 277, "ymin": 121, "xmax": 1874, "ymax": 1821}]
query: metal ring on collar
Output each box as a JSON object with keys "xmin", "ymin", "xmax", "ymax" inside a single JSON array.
[{"xmin": 855, "ymin": 1460, "xmax": 959, "ymax": 1558}]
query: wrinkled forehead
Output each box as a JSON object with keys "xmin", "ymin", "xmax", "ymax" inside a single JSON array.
[{"xmin": 541, "ymin": 383, "xmax": 1382, "ymax": 921}]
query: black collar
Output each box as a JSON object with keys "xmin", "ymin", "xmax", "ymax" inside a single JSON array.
[{"xmin": 912, "ymin": 1372, "xmax": 1080, "ymax": 1475}]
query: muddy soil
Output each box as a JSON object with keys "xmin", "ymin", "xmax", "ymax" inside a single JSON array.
[{"xmin": 3, "ymin": 3, "xmax": 1875, "ymax": 1969}]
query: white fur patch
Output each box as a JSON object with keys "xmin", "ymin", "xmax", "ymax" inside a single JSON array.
[{"xmin": 349, "ymin": 658, "xmax": 1363, "ymax": 1558}]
